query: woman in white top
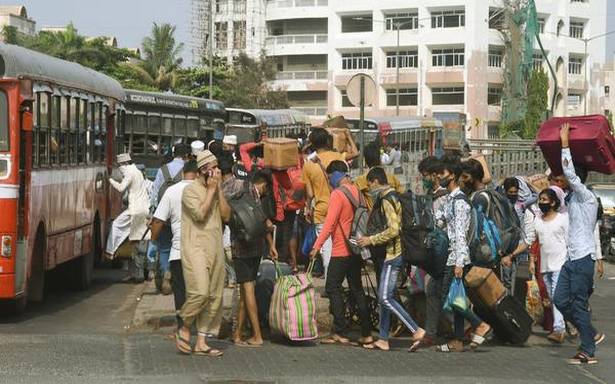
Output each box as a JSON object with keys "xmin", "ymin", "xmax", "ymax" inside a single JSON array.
[{"xmin": 530, "ymin": 188, "xmax": 569, "ymax": 343}]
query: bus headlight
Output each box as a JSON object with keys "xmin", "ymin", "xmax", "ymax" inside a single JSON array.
[{"xmin": 1, "ymin": 235, "xmax": 11, "ymax": 257}]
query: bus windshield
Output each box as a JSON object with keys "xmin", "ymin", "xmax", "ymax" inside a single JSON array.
[{"xmin": 0, "ymin": 90, "xmax": 8, "ymax": 151}]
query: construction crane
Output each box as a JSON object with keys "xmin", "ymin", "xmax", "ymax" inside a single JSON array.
[{"xmin": 501, "ymin": 0, "xmax": 557, "ymax": 126}]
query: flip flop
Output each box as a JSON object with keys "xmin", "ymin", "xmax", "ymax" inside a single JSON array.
[
  {"xmin": 362, "ymin": 342, "xmax": 390, "ymax": 351},
  {"xmin": 470, "ymin": 328, "xmax": 493, "ymax": 350},
  {"xmin": 193, "ymin": 347, "xmax": 224, "ymax": 357},
  {"xmin": 435, "ymin": 343, "xmax": 464, "ymax": 353},
  {"xmin": 320, "ymin": 335, "xmax": 356, "ymax": 346},
  {"xmin": 175, "ymin": 332, "xmax": 192, "ymax": 355},
  {"xmin": 235, "ymin": 340, "xmax": 262, "ymax": 348},
  {"xmin": 408, "ymin": 339, "xmax": 422, "ymax": 353}
]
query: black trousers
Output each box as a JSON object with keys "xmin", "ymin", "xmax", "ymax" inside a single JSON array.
[
  {"xmin": 325, "ymin": 255, "xmax": 371, "ymax": 338},
  {"xmin": 170, "ymin": 260, "xmax": 186, "ymax": 328}
]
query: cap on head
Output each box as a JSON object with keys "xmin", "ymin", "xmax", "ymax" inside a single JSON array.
[
  {"xmin": 117, "ymin": 153, "xmax": 131, "ymax": 163},
  {"xmin": 191, "ymin": 140, "xmax": 205, "ymax": 156},
  {"xmin": 196, "ymin": 150, "xmax": 217, "ymax": 169},
  {"xmin": 223, "ymin": 135, "xmax": 238, "ymax": 146}
]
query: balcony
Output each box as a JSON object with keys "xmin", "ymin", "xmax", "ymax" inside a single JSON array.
[
  {"xmin": 272, "ymin": 71, "xmax": 328, "ymax": 91},
  {"xmin": 266, "ymin": 0, "xmax": 328, "ymax": 21},
  {"xmin": 265, "ymin": 34, "xmax": 328, "ymax": 55}
]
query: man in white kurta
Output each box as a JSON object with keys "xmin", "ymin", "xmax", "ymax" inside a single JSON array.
[{"xmin": 105, "ymin": 153, "xmax": 151, "ymax": 258}]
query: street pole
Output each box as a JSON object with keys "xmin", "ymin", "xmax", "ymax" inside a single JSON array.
[
  {"xmin": 396, "ymin": 24, "xmax": 400, "ymax": 116},
  {"xmin": 208, "ymin": 0, "xmax": 213, "ymax": 100},
  {"xmin": 359, "ymin": 76, "xmax": 365, "ymax": 170},
  {"xmin": 584, "ymin": 38, "xmax": 588, "ymax": 115}
]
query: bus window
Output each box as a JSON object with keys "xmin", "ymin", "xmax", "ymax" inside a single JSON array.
[
  {"xmin": 99, "ymin": 105, "xmax": 107, "ymax": 162},
  {"xmin": 50, "ymin": 95, "xmax": 61, "ymax": 165},
  {"xmin": 174, "ymin": 116, "xmax": 186, "ymax": 143},
  {"xmin": 59, "ymin": 96, "xmax": 69, "ymax": 164},
  {"xmin": 131, "ymin": 114, "xmax": 147, "ymax": 155},
  {"xmin": 36, "ymin": 93, "xmax": 49, "ymax": 166},
  {"xmin": 69, "ymin": 98, "xmax": 78, "ymax": 164},
  {"xmin": 161, "ymin": 116, "xmax": 173, "ymax": 151},
  {"xmin": 187, "ymin": 117, "xmax": 199, "ymax": 138},
  {"xmin": 147, "ymin": 114, "xmax": 161, "ymax": 155},
  {"xmin": 77, "ymin": 99, "xmax": 87, "ymax": 164},
  {"xmin": 0, "ymin": 91, "xmax": 7, "ymax": 152}
]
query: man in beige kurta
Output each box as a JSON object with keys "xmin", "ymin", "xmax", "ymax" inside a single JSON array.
[{"xmin": 176, "ymin": 150, "xmax": 231, "ymax": 356}]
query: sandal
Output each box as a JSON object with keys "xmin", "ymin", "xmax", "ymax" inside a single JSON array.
[
  {"xmin": 175, "ymin": 332, "xmax": 192, "ymax": 355},
  {"xmin": 235, "ymin": 340, "xmax": 263, "ymax": 348},
  {"xmin": 320, "ymin": 335, "xmax": 355, "ymax": 346},
  {"xmin": 362, "ymin": 341, "xmax": 390, "ymax": 351},
  {"xmin": 469, "ymin": 327, "xmax": 493, "ymax": 350},
  {"xmin": 357, "ymin": 337, "xmax": 374, "ymax": 346},
  {"xmin": 193, "ymin": 347, "xmax": 224, "ymax": 357},
  {"xmin": 408, "ymin": 337, "xmax": 433, "ymax": 352},
  {"xmin": 435, "ymin": 342, "xmax": 464, "ymax": 353}
]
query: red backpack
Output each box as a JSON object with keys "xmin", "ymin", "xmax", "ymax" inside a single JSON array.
[{"xmin": 280, "ymin": 167, "xmax": 306, "ymax": 212}]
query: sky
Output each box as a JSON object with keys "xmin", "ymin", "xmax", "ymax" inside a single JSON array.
[{"xmin": 2, "ymin": 0, "xmax": 193, "ymax": 63}]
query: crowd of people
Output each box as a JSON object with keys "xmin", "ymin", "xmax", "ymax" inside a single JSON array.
[{"xmin": 105, "ymin": 123, "xmax": 605, "ymax": 365}]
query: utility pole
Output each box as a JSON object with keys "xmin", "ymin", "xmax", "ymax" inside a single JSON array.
[
  {"xmin": 584, "ymin": 38, "xmax": 588, "ymax": 115},
  {"xmin": 208, "ymin": 0, "xmax": 214, "ymax": 100},
  {"xmin": 395, "ymin": 23, "xmax": 400, "ymax": 116}
]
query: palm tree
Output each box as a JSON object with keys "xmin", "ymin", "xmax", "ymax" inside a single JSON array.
[{"xmin": 140, "ymin": 23, "xmax": 184, "ymax": 89}]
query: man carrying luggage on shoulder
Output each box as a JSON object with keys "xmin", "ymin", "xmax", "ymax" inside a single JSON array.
[
  {"xmin": 553, "ymin": 122, "xmax": 600, "ymax": 365},
  {"xmin": 309, "ymin": 160, "xmax": 374, "ymax": 346},
  {"xmin": 435, "ymin": 156, "xmax": 491, "ymax": 352},
  {"xmin": 357, "ymin": 167, "xmax": 426, "ymax": 352}
]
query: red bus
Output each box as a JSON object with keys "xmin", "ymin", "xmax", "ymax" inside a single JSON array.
[{"xmin": 0, "ymin": 43, "xmax": 125, "ymax": 312}]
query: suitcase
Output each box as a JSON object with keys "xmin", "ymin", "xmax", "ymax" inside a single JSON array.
[
  {"xmin": 536, "ymin": 115, "xmax": 615, "ymax": 175},
  {"xmin": 465, "ymin": 267, "xmax": 506, "ymax": 309},
  {"xmin": 264, "ymin": 138, "xmax": 298, "ymax": 170},
  {"xmin": 474, "ymin": 295, "xmax": 533, "ymax": 345}
]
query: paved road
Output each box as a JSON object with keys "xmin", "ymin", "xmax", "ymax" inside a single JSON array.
[{"xmin": 0, "ymin": 266, "xmax": 614, "ymax": 384}]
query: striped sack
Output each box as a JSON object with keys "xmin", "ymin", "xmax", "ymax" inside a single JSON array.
[{"xmin": 269, "ymin": 262, "xmax": 318, "ymax": 341}]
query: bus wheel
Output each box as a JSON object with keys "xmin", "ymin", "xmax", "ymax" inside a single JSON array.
[
  {"xmin": 69, "ymin": 234, "xmax": 94, "ymax": 291},
  {"xmin": 28, "ymin": 229, "xmax": 46, "ymax": 302}
]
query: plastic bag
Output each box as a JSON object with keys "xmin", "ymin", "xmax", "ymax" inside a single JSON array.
[
  {"xmin": 526, "ymin": 277, "xmax": 544, "ymax": 324},
  {"xmin": 301, "ymin": 225, "xmax": 317, "ymax": 256},
  {"xmin": 443, "ymin": 278, "xmax": 472, "ymax": 316}
]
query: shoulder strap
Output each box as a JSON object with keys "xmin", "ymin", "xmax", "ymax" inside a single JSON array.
[
  {"xmin": 161, "ymin": 164, "xmax": 172, "ymax": 182},
  {"xmin": 339, "ymin": 185, "xmax": 359, "ymax": 208},
  {"xmin": 316, "ymin": 161, "xmax": 333, "ymax": 192}
]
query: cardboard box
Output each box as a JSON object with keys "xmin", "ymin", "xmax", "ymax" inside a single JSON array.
[
  {"xmin": 525, "ymin": 174, "xmax": 550, "ymax": 193},
  {"xmin": 465, "ymin": 267, "xmax": 506, "ymax": 309},
  {"xmin": 327, "ymin": 128, "xmax": 349, "ymax": 153},
  {"xmin": 467, "ymin": 154, "xmax": 492, "ymax": 185},
  {"xmin": 264, "ymin": 138, "xmax": 297, "ymax": 170}
]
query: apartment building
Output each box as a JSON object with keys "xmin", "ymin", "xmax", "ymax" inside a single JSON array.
[
  {"xmin": 0, "ymin": 5, "xmax": 35, "ymax": 37},
  {"xmin": 195, "ymin": 0, "xmax": 608, "ymax": 139}
]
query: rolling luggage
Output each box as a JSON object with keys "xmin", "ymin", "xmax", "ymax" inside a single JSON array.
[
  {"xmin": 473, "ymin": 294, "xmax": 532, "ymax": 345},
  {"xmin": 536, "ymin": 115, "xmax": 615, "ymax": 175}
]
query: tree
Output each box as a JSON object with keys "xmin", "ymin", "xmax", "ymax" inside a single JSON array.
[
  {"xmin": 173, "ymin": 58, "xmax": 230, "ymax": 99},
  {"xmin": 523, "ymin": 69, "xmax": 549, "ymax": 139},
  {"xmin": 220, "ymin": 51, "xmax": 289, "ymax": 109},
  {"xmin": 138, "ymin": 23, "xmax": 184, "ymax": 90},
  {"xmin": 1, "ymin": 25, "xmax": 18, "ymax": 44}
]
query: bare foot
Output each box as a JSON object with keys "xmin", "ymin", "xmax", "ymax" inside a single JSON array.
[{"xmin": 246, "ymin": 337, "xmax": 263, "ymax": 346}]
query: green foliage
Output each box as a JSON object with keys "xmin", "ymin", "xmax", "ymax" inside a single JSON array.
[
  {"xmin": 172, "ymin": 57, "xmax": 230, "ymax": 99},
  {"xmin": 1, "ymin": 25, "xmax": 18, "ymax": 44},
  {"xmin": 607, "ymin": 110, "xmax": 614, "ymax": 129},
  {"xmin": 524, "ymin": 69, "xmax": 549, "ymax": 139},
  {"xmin": 219, "ymin": 51, "xmax": 289, "ymax": 109}
]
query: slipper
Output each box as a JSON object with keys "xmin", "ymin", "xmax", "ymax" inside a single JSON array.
[
  {"xmin": 362, "ymin": 342, "xmax": 389, "ymax": 351},
  {"xmin": 408, "ymin": 339, "xmax": 422, "ymax": 353},
  {"xmin": 320, "ymin": 335, "xmax": 353, "ymax": 345},
  {"xmin": 469, "ymin": 327, "xmax": 493, "ymax": 349},
  {"xmin": 193, "ymin": 347, "xmax": 224, "ymax": 357},
  {"xmin": 357, "ymin": 337, "xmax": 375, "ymax": 346},
  {"xmin": 235, "ymin": 340, "xmax": 262, "ymax": 348},
  {"xmin": 595, "ymin": 332, "xmax": 606, "ymax": 345},
  {"xmin": 409, "ymin": 337, "xmax": 434, "ymax": 352},
  {"xmin": 175, "ymin": 332, "xmax": 192, "ymax": 355},
  {"xmin": 435, "ymin": 343, "xmax": 464, "ymax": 353}
]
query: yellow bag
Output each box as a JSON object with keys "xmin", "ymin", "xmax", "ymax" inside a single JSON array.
[{"xmin": 526, "ymin": 278, "xmax": 543, "ymax": 324}]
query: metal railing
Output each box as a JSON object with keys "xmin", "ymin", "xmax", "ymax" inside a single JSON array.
[
  {"xmin": 468, "ymin": 139, "xmax": 547, "ymax": 181},
  {"xmin": 266, "ymin": 34, "xmax": 328, "ymax": 47},
  {"xmin": 488, "ymin": 54, "xmax": 503, "ymax": 68},
  {"xmin": 275, "ymin": 71, "xmax": 328, "ymax": 80}
]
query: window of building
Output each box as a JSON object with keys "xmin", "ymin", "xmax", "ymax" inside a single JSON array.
[
  {"xmin": 386, "ymin": 50, "xmax": 418, "ymax": 68},
  {"xmin": 569, "ymin": 21, "xmax": 584, "ymax": 39},
  {"xmin": 488, "ymin": 87, "xmax": 502, "ymax": 105},
  {"xmin": 569, "ymin": 57, "xmax": 583, "ymax": 75},
  {"xmin": 532, "ymin": 53, "xmax": 544, "ymax": 71},
  {"xmin": 488, "ymin": 124, "xmax": 499, "ymax": 139},
  {"xmin": 432, "ymin": 48, "xmax": 464, "ymax": 67},
  {"xmin": 557, "ymin": 20, "xmax": 564, "ymax": 36},
  {"xmin": 341, "ymin": 15, "xmax": 373, "ymax": 33},
  {"xmin": 605, "ymin": 85, "xmax": 610, "ymax": 96},
  {"xmin": 340, "ymin": 89, "xmax": 352, "ymax": 107},
  {"xmin": 386, "ymin": 88, "xmax": 417, "ymax": 106},
  {"xmin": 341, "ymin": 52, "xmax": 372, "ymax": 70},
  {"xmin": 568, "ymin": 93, "xmax": 582, "ymax": 107},
  {"xmin": 233, "ymin": 21, "xmax": 246, "ymax": 49},
  {"xmin": 215, "ymin": 0, "xmax": 227, "ymax": 13},
  {"xmin": 488, "ymin": 47, "xmax": 503, "ymax": 68},
  {"xmin": 489, "ymin": 8, "xmax": 504, "ymax": 30},
  {"xmin": 570, "ymin": 0, "xmax": 587, "ymax": 3},
  {"xmin": 431, "ymin": 10, "xmax": 465, "ymax": 29},
  {"xmin": 384, "ymin": 12, "xmax": 418, "ymax": 31},
  {"xmin": 432, "ymin": 87, "xmax": 464, "ymax": 105},
  {"xmin": 233, "ymin": 0, "xmax": 246, "ymax": 13},
  {"xmin": 538, "ymin": 18, "xmax": 546, "ymax": 33},
  {"xmin": 215, "ymin": 22, "xmax": 228, "ymax": 49}
]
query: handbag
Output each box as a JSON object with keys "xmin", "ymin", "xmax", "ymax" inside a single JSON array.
[
  {"xmin": 301, "ymin": 225, "xmax": 317, "ymax": 256},
  {"xmin": 526, "ymin": 276, "xmax": 544, "ymax": 325}
]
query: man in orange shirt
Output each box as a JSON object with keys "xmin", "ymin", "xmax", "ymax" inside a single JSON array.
[{"xmin": 309, "ymin": 161, "xmax": 373, "ymax": 345}]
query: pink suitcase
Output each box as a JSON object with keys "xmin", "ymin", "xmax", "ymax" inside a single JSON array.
[{"xmin": 536, "ymin": 115, "xmax": 615, "ymax": 175}]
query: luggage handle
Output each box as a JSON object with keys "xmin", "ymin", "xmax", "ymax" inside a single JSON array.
[{"xmin": 274, "ymin": 259, "xmax": 315, "ymax": 278}]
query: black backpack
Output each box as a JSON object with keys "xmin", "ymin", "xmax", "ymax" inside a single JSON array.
[
  {"xmin": 338, "ymin": 186, "xmax": 370, "ymax": 256},
  {"xmin": 157, "ymin": 164, "xmax": 182, "ymax": 203},
  {"xmin": 398, "ymin": 191, "xmax": 449, "ymax": 279},
  {"xmin": 366, "ymin": 192, "xmax": 397, "ymax": 259},
  {"xmin": 228, "ymin": 184, "xmax": 268, "ymax": 245}
]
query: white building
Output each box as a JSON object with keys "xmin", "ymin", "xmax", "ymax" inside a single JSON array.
[
  {"xmin": 0, "ymin": 5, "xmax": 35, "ymax": 37},
  {"xmin": 195, "ymin": 0, "xmax": 608, "ymax": 139}
]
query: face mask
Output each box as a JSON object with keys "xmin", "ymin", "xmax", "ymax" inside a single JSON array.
[
  {"xmin": 329, "ymin": 171, "xmax": 346, "ymax": 189},
  {"xmin": 507, "ymin": 195, "xmax": 518, "ymax": 204},
  {"xmin": 369, "ymin": 186, "xmax": 386, "ymax": 200},
  {"xmin": 423, "ymin": 178, "xmax": 434, "ymax": 192},
  {"xmin": 538, "ymin": 203, "xmax": 552, "ymax": 214},
  {"xmin": 439, "ymin": 176, "xmax": 451, "ymax": 189}
]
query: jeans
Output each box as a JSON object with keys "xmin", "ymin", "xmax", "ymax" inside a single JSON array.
[
  {"xmin": 129, "ymin": 240, "xmax": 146, "ymax": 281},
  {"xmin": 325, "ymin": 255, "xmax": 371, "ymax": 338},
  {"xmin": 442, "ymin": 266, "xmax": 484, "ymax": 340},
  {"xmin": 155, "ymin": 225, "xmax": 172, "ymax": 274},
  {"xmin": 543, "ymin": 270, "xmax": 565, "ymax": 333},
  {"xmin": 378, "ymin": 256, "xmax": 420, "ymax": 340},
  {"xmin": 554, "ymin": 255, "xmax": 596, "ymax": 356},
  {"xmin": 501, "ymin": 257, "xmax": 518, "ymax": 293},
  {"xmin": 146, "ymin": 241, "xmax": 157, "ymax": 270},
  {"xmin": 315, "ymin": 223, "xmax": 333, "ymax": 280},
  {"xmin": 170, "ymin": 259, "xmax": 186, "ymax": 328},
  {"xmin": 425, "ymin": 275, "xmax": 444, "ymax": 338}
]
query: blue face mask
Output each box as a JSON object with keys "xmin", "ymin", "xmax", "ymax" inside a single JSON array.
[{"xmin": 329, "ymin": 171, "xmax": 347, "ymax": 189}]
